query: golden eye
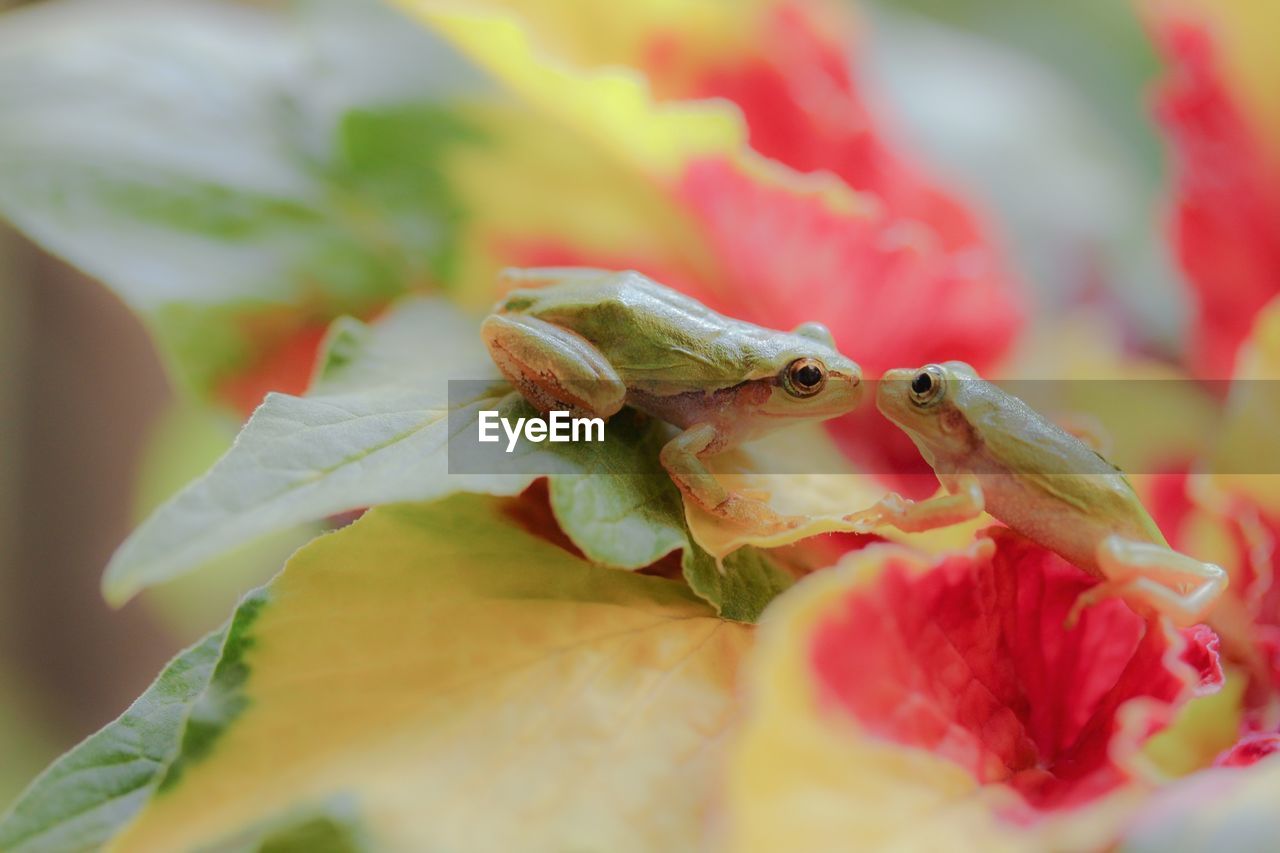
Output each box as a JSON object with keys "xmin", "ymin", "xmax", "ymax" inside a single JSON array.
[
  {"xmin": 783, "ymin": 358, "xmax": 827, "ymax": 397},
  {"xmin": 909, "ymin": 365, "xmax": 946, "ymax": 406}
]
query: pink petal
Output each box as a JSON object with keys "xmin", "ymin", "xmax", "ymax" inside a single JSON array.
[{"xmin": 809, "ymin": 530, "xmax": 1219, "ymax": 812}]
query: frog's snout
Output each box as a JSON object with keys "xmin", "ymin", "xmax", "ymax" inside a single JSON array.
[
  {"xmin": 836, "ymin": 369, "xmax": 861, "ymax": 390},
  {"xmin": 877, "ymin": 368, "xmax": 911, "ymax": 397},
  {"xmin": 836, "ymin": 355, "xmax": 862, "ymax": 383},
  {"xmin": 875, "ymin": 368, "xmax": 914, "ymax": 417},
  {"xmin": 832, "ymin": 364, "xmax": 864, "ymax": 410}
]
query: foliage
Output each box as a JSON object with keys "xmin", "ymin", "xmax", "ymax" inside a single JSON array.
[{"xmin": 4, "ymin": 0, "xmax": 1280, "ymax": 851}]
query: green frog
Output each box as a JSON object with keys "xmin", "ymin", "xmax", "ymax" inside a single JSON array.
[
  {"xmin": 857, "ymin": 361, "xmax": 1227, "ymax": 625},
  {"xmin": 482, "ymin": 268, "xmax": 864, "ymax": 533}
]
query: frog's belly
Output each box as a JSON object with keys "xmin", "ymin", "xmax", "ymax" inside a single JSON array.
[
  {"xmin": 626, "ymin": 388, "xmax": 715, "ymax": 430},
  {"xmin": 983, "ymin": 478, "xmax": 1150, "ymax": 578},
  {"xmin": 627, "ymin": 384, "xmax": 758, "ymax": 433}
]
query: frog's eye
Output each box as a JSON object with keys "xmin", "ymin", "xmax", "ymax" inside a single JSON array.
[
  {"xmin": 782, "ymin": 358, "xmax": 828, "ymax": 397},
  {"xmin": 908, "ymin": 365, "xmax": 946, "ymax": 406}
]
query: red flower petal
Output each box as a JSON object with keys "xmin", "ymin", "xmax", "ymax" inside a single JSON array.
[
  {"xmin": 1144, "ymin": 467, "xmax": 1280, "ymax": 710},
  {"xmin": 506, "ymin": 152, "xmax": 1018, "ymax": 495},
  {"xmin": 1154, "ymin": 21, "xmax": 1280, "ymax": 379},
  {"xmin": 675, "ymin": 158, "xmax": 1018, "ymax": 377},
  {"xmin": 678, "ymin": 3, "xmax": 994, "ymax": 251},
  {"xmin": 1180, "ymin": 623, "xmax": 1225, "ymax": 695},
  {"xmin": 502, "ymin": 1, "xmax": 1022, "ymax": 494},
  {"xmin": 679, "ymin": 156, "xmax": 1018, "ymax": 494},
  {"xmin": 660, "ymin": 0, "xmax": 1023, "ymax": 376},
  {"xmin": 1214, "ymin": 731, "xmax": 1280, "ymax": 768},
  {"xmin": 808, "ymin": 529, "xmax": 1220, "ymax": 813},
  {"xmin": 658, "ymin": 2, "xmax": 1022, "ymax": 491},
  {"xmin": 216, "ymin": 323, "xmax": 330, "ymax": 416}
]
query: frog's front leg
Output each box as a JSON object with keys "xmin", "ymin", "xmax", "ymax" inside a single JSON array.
[
  {"xmin": 1068, "ymin": 537, "xmax": 1228, "ymax": 627},
  {"xmin": 660, "ymin": 423, "xmax": 807, "ymax": 534},
  {"xmin": 482, "ymin": 314, "xmax": 627, "ymax": 418},
  {"xmin": 845, "ymin": 474, "xmax": 985, "ymax": 533}
]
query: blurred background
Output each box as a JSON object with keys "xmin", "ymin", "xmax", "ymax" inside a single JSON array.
[{"xmin": 0, "ymin": 0, "xmax": 1184, "ymax": 804}]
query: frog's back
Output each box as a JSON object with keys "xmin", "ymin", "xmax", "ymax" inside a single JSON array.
[
  {"xmin": 499, "ymin": 271, "xmax": 720, "ymax": 327},
  {"xmin": 958, "ymin": 383, "xmax": 1168, "ymax": 571},
  {"xmin": 497, "ymin": 271, "xmax": 796, "ymax": 387}
]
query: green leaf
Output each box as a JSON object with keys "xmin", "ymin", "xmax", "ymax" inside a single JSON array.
[
  {"xmin": 129, "ymin": 402, "xmax": 319, "ymax": 641},
  {"xmin": 102, "ymin": 296, "xmax": 521, "ymax": 602},
  {"xmin": 199, "ymin": 797, "xmax": 372, "ymax": 853},
  {"xmin": 0, "ymin": 0, "xmax": 483, "ymax": 393},
  {"xmin": 102, "ymin": 372, "xmax": 535, "ymax": 605},
  {"xmin": 544, "ymin": 431, "xmax": 795, "ymax": 621},
  {"xmin": 682, "ymin": 544, "xmax": 795, "ymax": 623},
  {"xmin": 335, "ymin": 104, "xmax": 486, "ymax": 288},
  {"xmin": 106, "ymin": 296, "xmax": 793, "ymax": 621},
  {"xmin": 546, "ymin": 424, "xmax": 687, "ymax": 570},
  {"xmin": 105, "ymin": 495, "xmax": 753, "ymax": 851},
  {"xmin": 307, "ymin": 295, "xmax": 488, "ymax": 395},
  {"xmin": 0, "ymin": 631, "xmax": 225, "ymax": 853},
  {"xmin": 101, "ymin": 298, "xmax": 503, "ymax": 606},
  {"xmin": 101, "ymin": 298, "xmax": 653, "ymax": 602}
]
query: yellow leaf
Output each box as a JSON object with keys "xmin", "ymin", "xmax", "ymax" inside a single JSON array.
[
  {"xmin": 398, "ymin": 2, "xmax": 741, "ymax": 177},
  {"xmin": 410, "ymin": 0, "xmax": 762, "ymax": 75},
  {"xmin": 685, "ymin": 424, "xmax": 990, "ymax": 559},
  {"xmin": 110, "ymin": 495, "xmax": 751, "ymax": 852},
  {"xmin": 390, "ymin": 1, "xmax": 869, "ymax": 310},
  {"xmin": 723, "ymin": 545, "xmax": 1030, "ymax": 853},
  {"xmin": 442, "ymin": 102, "xmax": 718, "ymax": 309},
  {"xmin": 723, "ymin": 538, "xmax": 1194, "ymax": 852}
]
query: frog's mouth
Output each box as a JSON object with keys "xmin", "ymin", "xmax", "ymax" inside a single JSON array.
[{"xmin": 875, "ymin": 373, "xmax": 936, "ymax": 437}]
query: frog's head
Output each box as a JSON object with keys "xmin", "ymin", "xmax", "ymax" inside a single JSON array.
[
  {"xmin": 876, "ymin": 362, "xmax": 984, "ymax": 461},
  {"xmin": 756, "ymin": 322, "xmax": 863, "ymax": 421}
]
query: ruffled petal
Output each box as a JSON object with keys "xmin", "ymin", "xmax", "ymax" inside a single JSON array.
[
  {"xmin": 726, "ymin": 531, "xmax": 1220, "ymax": 849},
  {"xmin": 1152, "ymin": 18, "xmax": 1280, "ymax": 378}
]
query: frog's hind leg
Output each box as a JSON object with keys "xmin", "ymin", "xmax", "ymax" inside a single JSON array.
[
  {"xmin": 1068, "ymin": 536, "xmax": 1228, "ymax": 627},
  {"xmin": 481, "ymin": 314, "xmax": 626, "ymax": 418}
]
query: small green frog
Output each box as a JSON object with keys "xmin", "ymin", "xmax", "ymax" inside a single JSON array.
[
  {"xmin": 482, "ymin": 268, "xmax": 864, "ymax": 533},
  {"xmin": 855, "ymin": 361, "xmax": 1227, "ymax": 625}
]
